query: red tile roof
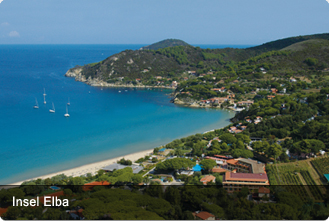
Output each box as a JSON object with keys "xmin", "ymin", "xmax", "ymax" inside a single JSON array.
[
  {"xmin": 226, "ymin": 159, "xmax": 239, "ymax": 165},
  {"xmin": 195, "ymin": 211, "xmax": 215, "ymax": 220},
  {"xmin": 224, "ymin": 172, "xmax": 268, "ymax": 182},
  {"xmin": 258, "ymin": 187, "xmax": 270, "ymax": 194},
  {"xmin": 83, "ymin": 181, "xmax": 110, "ymax": 191},
  {"xmin": 0, "ymin": 208, "xmax": 8, "ymax": 216},
  {"xmin": 200, "ymin": 175, "xmax": 216, "ymax": 184},
  {"xmin": 212, "ymin": 168, "xmax": 228, "ymax": 173}
]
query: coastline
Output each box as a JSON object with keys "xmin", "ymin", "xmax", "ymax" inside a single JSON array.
[
  {"xmin": 5, "ymin": 148, "xmax": 154, "ymax": 187},
  {"xmin": 65, "ymin": 68, "xmax": 176, "ymax": 89},
  {"xmin": 3, "ymin": 111, "xmax": 235, "ymax": 188}
]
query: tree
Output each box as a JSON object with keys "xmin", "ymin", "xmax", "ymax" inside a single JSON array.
[
  {"xmin": 132, "ymin": 174, "xmax": 143, "ymax": 184},
  {"xmin": 156, "ymin": 158, "xmax": 195, "ymax": 171},
  {"xmin": 3, "ymin": 207, "xmax": 21, "ymax": 220},
  {"xmin": 267, "ymin": 143, "xmax": 282, "ymax": 159},
  {"xmin": 220, "ymin": 133, "xmax": 237, "ymax": 144},
  {"xmin": 236, "ymin": 140, "xmax": 245, "ymax": 149},
  {"xmin": 200, "ymin": 159, "xmax": 217, "ymax": 173}
]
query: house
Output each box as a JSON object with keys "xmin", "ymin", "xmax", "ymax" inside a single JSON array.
[
  {"xmin": 142, "ymin": 69, "xmax": 149, "ymax": 73},
  {"xmin": 234, "ymin": 129, "xmax": 243, "ymax": 134},
  {"xmin": 200, "ymin": 175, "xmax": 216, "ymax": 185},
  {"xmin": 193, "ymin": 211, "xmax": 215, "ymax": 220},
  {"xmin": 237, "ymin": 100, "xmax": 254, "ymax": 106},
  {"xmin": 102, "ymin": 163, "xmax": 143, "ymax": 174},
  {"xmin": 241, "ymin": 126, "xmax": 247, "ymax": 130},
  {"xmin": 83, "ymin": 181, "xmax": 110, "ymax": 191},
  {"xmin": 267, "ymin": 95, "xmax": 275, "ymax": 100},
  {"xmin": 290, "ymin": 77, "xmax": 297, "ymax": 82},
  {"xmin": 233, "ymin": 80, "xmax": 239, "ymax": 83},
  {"xmin": 270, "ymin": 88, "xmax": 278, "ymax": 94},
  {"xmin": 172, "ymin": 81, "xmax": 178, "ymax": 87},
  {"xmin": 155, "ymin": 76, "xmax": 163, "ymax": 79},
  {"xmin": 258, "ymin": 187, "xmax": 270, "ymax": 198},
  {"xmin": 136, "ymin": 78, "xmax": 141, "ymax": 82}
]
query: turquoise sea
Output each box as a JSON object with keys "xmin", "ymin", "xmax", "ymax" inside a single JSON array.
[{"xmin": 0, "ymin": 44, "xmax": 249, "ymax": 185}]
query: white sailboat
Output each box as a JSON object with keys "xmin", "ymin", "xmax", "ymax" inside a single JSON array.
[
  {"xmin": 64, "ymin": 105, "xmax": 70, "ymax": 117},
  {"xmin": 33, "ymin": 98, "xmax": 39, "ymax": 109},
  {"xmin": 67, "ymin": 97, "xmax": 70, "ymax": 106},
  {"xmin": 43, "ymin": 88, "xmax": 47, "ymax": 104},
  {"xmin": 49, "ymin": 102, "xmax": 55, "ymax": 113}
]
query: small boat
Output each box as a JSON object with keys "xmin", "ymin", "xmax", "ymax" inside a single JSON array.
[
  {"xmin": 67, "ymin": 98, "xmax": 70, "ymax": 106},
  {"xmin": 125, "ymin": 90, "xmax": 128, "ymax": 92},
  {"xmin": 49, "ymin": 102, "xmax": 55, "ymax": 113},
  {"xmin": 33, "ymin": 98, "xmax": 39, "ymax": 109},
  {"xmin": 43, "ymin": 88, "xmax": 47, "ymax": 104},
  {"xmin": 64, "ymin": 105, "xmax": 70, "ymax": 117},
  {"xmin": 118, "ymin": 91, "xmax": 121, "ymax": 93}
]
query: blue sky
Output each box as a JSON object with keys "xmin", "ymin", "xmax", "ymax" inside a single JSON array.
[{"xmin": 0, "ymin": 0, "xmax": 328, "ymax": 45}]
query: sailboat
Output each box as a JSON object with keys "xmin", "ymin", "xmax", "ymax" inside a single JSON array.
[
  {"xmin": 43, "ymin": 88, "xmax": 47, "ymax": 104},
  {"xmin": 64, "ymin": 105, "xmax": 70, "ymax": 117},
  {"xmin": 33, "ymin": 98, "xmax": 39, "ymax": 109},
  {"xmin": 49, "ymin": 102, "xmax": 55, "ymax": 113},
  {"xmin": 67, "ymin": 98, "xmax": 70, "ymax": 106}
]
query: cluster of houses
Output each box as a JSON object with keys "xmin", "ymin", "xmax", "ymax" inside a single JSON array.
[
  {"xmin": 228, "ymin": 124, "xmax": 247, "ymax": 134},
  {"xmin": 245, "ymin": 116, "xmax": 263, "ymax": 124}
]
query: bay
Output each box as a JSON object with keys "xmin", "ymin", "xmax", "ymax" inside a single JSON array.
[{"xmin": 0, "ymin": 44, "xmax": 237, "ymax": 184}]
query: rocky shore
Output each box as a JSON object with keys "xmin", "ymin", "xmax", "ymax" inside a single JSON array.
[{"xmin": 65, "ymin": 68, "xmax": 174, "ymax": 89}]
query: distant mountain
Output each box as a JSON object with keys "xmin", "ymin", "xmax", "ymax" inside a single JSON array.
[{"xmin": 140, "ymin": 39, "xmax": 191, "ymax": 50}]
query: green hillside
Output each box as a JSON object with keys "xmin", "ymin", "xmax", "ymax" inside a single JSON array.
[
  {"xmin": 140, "ymin": 39, "xmax": 191, "ymax": 50},
  {"xmin": 66, "ymin": 33, "xmax": 329, "ymax": 93}
]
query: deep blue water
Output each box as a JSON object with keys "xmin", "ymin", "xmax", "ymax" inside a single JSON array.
[{"xmin": 0, "ymin": 44, "xmax": 235, "ymax": 184}]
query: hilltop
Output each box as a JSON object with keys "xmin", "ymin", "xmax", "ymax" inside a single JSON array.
[
  {"xmin": 65, "ymin": 33, "xmax": 329, "ymax": 96},
  {"xmin": 140, "ymin": 39, "xmax": 191, "ymax": 50}
]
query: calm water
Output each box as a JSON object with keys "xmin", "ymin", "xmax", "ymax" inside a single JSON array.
[{"xmin": 0, "ymin": 44, "xmax": 235, "ymax": 184}]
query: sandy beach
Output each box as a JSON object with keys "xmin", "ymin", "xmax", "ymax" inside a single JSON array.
[{"xmin": 6, "ymin": 148, "xmax": 155, "ymax": 186}]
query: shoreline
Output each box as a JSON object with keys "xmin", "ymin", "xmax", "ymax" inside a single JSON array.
[
  {"xmin": 5, "ymin": 148, "xmax": 154, "ymax": 187},
  {"xmin": 2, "ymin": 113, "xmax": 234, "ymax": 188}
]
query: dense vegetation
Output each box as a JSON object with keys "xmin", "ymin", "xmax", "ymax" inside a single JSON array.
[
  {"xmin": 1, "ymin": 185, "xmax": 328, "ymax": 220},
  {"xmin": 67, "ymin": 33, "xmax": 329, "ymax": 100},
  {"xmin": 140, "ymin": 39, "xmax": 190, "ymax": 50}
]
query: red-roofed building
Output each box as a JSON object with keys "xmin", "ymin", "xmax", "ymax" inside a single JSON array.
[
  {"xmin": 258, "ymin": 187, "xmax": 270, "ymax": 198},
  {"xmin": 223, "ymin": 172, "xmax": 269, "ymax": 193},
  {"xmin": 212, "ymin": 167, "xmax": 228, "ymax": 173},
  {"xmin": 193, "ymin": 211, "xmax": 215, "ymax": 220},
  {"xmin": 83, "ymin": 181, "xmax": 110, "ymax": 191},
  {"xmin": 214, "ymin": 155, "xmax": 232, "ymax": 160},
  {"xmin": 200, "ymin": 175, "xmax": 216, "ymax": 185}
]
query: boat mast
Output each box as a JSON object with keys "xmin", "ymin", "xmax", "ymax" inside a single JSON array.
[{"xmin": 43, "ymin": 88, "xmax": 46, "ymax": 104}]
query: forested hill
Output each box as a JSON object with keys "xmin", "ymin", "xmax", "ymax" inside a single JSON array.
[
  {"xmin": 140, "ymin": 39, "xmax": 191, "ymax": 50},
  {"xmin": 65, "ymin": 33, "xmax": 329, "ymax": 88},
  {"xmin": 246, "ymin": 33, "xmax": 329, "ymax": 53}
]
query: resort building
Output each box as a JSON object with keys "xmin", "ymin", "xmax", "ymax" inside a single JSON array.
[
  {"xmin": 223, "ymin": 172, "xmax": 269, "ymax": 193},
  {"xmin": 102, "ymin": 163, "xmax": 143, "ymax": 174}
]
